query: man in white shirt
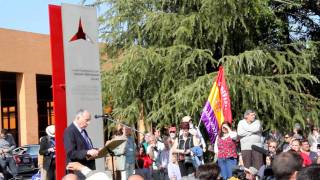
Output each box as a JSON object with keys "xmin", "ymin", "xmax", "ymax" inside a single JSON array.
[{"xmin": 237, "ymin": 109, "xmax": 263, "ymax": 170}]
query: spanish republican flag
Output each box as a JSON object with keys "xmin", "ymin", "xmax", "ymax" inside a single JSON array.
[{"xmin": 200, "ymin": 66, "xmax": 232, "ymax": 144}]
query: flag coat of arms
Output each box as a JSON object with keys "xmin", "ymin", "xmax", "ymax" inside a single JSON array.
[{"xmin": 200, "ymin": 66, "xmax": 232, "ymax": 144}]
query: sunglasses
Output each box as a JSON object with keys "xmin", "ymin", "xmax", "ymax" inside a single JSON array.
[
  {"xmin": 169, "ymin": 131, "xmax": 176, "ymax": 133},
  {"xmin": 284, "ymin": 136, "xmax": 290, "ymax": 138}
]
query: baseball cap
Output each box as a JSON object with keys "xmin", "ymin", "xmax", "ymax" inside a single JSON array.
[{"xmin": 182, "ymin": 116, "xmax": 192, "ymax": 122}]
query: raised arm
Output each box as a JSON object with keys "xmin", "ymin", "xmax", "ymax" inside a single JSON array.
[{"xmin": 171, "ymin": 138, "xmax": 184, "ymax": 154}]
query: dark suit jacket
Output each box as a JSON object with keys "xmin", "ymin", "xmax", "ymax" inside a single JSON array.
[
  {"xmin": 63, "ymin": 123, "xmax": 95, "ymax": 170},
  {"xmin": 39, "ymin": 136, "xmax": 55, "ymax": 171}
]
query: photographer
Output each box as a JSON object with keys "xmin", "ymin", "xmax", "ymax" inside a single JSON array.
[
  {"xmin": 257, "ymin": 139, "xmax": 278, "ymax": 179},
  {"xmin": 0, "ymin": 129, "xmax": 17, "ymax": 179}
]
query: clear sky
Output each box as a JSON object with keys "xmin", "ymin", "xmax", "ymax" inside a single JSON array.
[{"xmin": 0, "ymin": 0, "xmax": 97, "ymax": 34}]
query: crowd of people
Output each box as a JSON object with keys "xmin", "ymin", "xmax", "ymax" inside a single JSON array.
[
  {"xmin": 98, "ymin": 109, "xmax": 320, "ymax": 180},
  {"xmin": 39, "ymin": 109, "xmax": 320, "ymax": 180}
]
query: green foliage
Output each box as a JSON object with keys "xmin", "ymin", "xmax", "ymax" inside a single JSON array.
[
  {"xmin": 94, "ymin": 0, "xmax": 320, "ymax": 132},
  {"xmin": 221, "ymin": 42, "xmax": 320, "ymax": 130}
]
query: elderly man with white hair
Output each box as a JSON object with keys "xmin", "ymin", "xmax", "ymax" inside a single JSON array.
[{"xmin": 237, "ymin": 109, "xmax": 263, "ymax": 170}]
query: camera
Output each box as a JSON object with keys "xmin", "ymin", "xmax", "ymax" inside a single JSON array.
[
  {"xmin": 317, "ymin": 143, "xmax": 320, "ymax": 149},
  {"xmin": 252, "ymin": 145, "xmax": 275, "ymax": 158}
]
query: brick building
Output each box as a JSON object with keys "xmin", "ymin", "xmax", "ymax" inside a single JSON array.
[{"xmin": 0, "ymin": 28, "xmax": 53, "ymax": 145}]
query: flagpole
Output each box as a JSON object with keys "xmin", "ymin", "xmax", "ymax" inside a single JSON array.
[{"xmin": 197, "ymin": 119, "xmax": 202, "ymax": 129}]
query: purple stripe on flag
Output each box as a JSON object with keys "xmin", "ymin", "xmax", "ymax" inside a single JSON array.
[{"xmin": 201, "ymin": 101, "xmax": 219, "ymax": 144}]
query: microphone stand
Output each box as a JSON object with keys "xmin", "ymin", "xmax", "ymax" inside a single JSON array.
[
  {"xmin": 99, "ymin": 115, "xmax": 146, "ymax": 136},
  {"xmin": 107, "ymin": 148, "xmax": 116, "ymax": 180},
  {"xmin": 97, "ymin": 115, "xmax": 163, "ymax": 143}
]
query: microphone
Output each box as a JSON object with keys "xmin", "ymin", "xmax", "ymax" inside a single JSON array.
[
  {"xmin": 251, "ymin": 145, "xmax": 269, "ymax": 155},
  {"xmin": 94, "ymin": 114, "xmax": 110, "ymax": 119},
  {"xmin": 96, "ymin": 114, "xmax": 146, "ymax": 136}
]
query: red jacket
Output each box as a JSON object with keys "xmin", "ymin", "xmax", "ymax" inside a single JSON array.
[
  {"xmin": 300, "ymin": 152, "xmax": 312, "ymax": 166},
  {"xmin": 137, "ymin": 154, "xmax": 153, "ymax": 168}
]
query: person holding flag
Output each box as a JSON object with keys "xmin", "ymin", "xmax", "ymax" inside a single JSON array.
[
  {"xmin": 199, "ymin": 66, "xmax": 235, "ymax": 179},
  {"xmin": 200, "ymin": 66, "xmax": 233, "ymax": 145},
  {"xmin": 213, "ymin": 122, "xmax": 238, "ymax": 180}
]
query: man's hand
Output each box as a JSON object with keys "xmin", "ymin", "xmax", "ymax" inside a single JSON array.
[
  {"xmin": 66, "ymin": 162, "xmax": 85, "ymax": 171},
  {"xmin": 87, "ymin": 149, "xmax": 99, "ymax": 157},
  {"xmin": 170, "ymin": 176, "xmax": 177, "ymax": 180},
  {"xmin": 184, "ymin": 149, "xmax": 190, "ymax": 155},
  {"xmin": 266, "ymin": 156, "xmax": 272, "ymax": 166},
  {"xmin": 202, "ymin": 147, "xmax": 206, "ymax": 153},
  {"xmin": 48, "ymin": 148, "xmax": 55, "ymax": 153}
]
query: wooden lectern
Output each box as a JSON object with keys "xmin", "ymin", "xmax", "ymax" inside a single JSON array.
[{"xmin": 87, "ymin": 137, "xmax": 126, "ymax": 180}]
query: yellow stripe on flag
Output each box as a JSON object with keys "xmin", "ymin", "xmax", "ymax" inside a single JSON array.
[{"xmin": 207, "ymin": 82, "xmax": 225, "ymax": 128}]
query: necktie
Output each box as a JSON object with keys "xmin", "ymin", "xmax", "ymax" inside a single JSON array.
[{"xmin": 81, "ymin": 129, "xmax": 93, "ymax": 149}]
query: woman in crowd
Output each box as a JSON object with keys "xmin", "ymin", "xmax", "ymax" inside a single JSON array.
[
  {"xmin": 136, "ymin": 144, "xmax": 152, "ymax": 180},
  {"xmin": 172, "ymin": 122, "xmax": 195, "ymax": 176},
  {"xmin": 308, "ymin": 125, "xmax": 320, "ymax": 152},
  {"xmin": 214, "ymin": 122, "xmax": 238, "ymax": 180},
  {"xmin": 258, "ymin": 139, "xmax": 278, "ymax": 179}
]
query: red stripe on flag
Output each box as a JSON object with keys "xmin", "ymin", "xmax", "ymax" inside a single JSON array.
[
  {"xmin": 217, "ymin": 66, "xmax": 233, "ymax": 123},
  {"xmin": 49, "ymin": 5, "xmax": 67, "ymax": 180}
]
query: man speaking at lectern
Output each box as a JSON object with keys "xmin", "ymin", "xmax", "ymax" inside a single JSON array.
[{"xmin": 64, "ymin": 109, "xmax": 99, "ymax": 178}]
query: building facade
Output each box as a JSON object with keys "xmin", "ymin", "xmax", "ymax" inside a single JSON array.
[{"xmin": 0, "ymin": 28, "xmax": 54, "ymax": 145}]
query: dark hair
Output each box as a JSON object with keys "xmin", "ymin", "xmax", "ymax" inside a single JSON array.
[
  {"xmin": 218, "ymin": 122, "xmax": 231, "ymax": 137},
  {"xmin": 138, "ymin": 144, "xmax": 146, "ymax": 154},
  {"xmin": 300, "ymin": 139, "xmax": 309, "ymax": 144},
  {"xmin": 291, "ymin": 139, "xmax": 301, "ymax": 146},
  {"xmin": 267, "ymin": 138, "xmax": 278, "ymax": 145},
  {"xmin": 310, "ymin": 125, "xmax": 317, "ymax": 130},
  {"xmin": 180, "ymin": 122, "xmax": 190, "ymax": 130},
  {"xmin": 196, "ymin": 163, "xmax": 220, "ymax": 180},
  {"xmin": 284, "ymin": 132, "xmax": 294, "ymax": 137},
  {"xmin": 115, "ymin": 128, "xmax": 123, "ymax": 136},
  {"xmin": 297, "ymin": 164, "xmax": 320, "ymax": 180},
  {"xmin": 0, "ymin": 129, "xmax": 8, "ymax": 135},
  {"xmin": 272, "ymin": 151, "xmax": 303, "ymax": 180}
]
